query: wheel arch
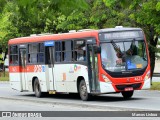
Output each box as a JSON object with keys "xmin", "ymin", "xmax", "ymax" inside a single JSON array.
[{"xmin": 77, "ymin": 76, "xmax": 85, "ymax": 93}]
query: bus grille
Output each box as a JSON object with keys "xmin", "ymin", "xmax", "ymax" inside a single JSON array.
[{"xmin": 115, "ymin": 83, "xmax": 142, "ymax": 91}]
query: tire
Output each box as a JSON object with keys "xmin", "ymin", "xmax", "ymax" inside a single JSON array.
[
  {"xmin": 34, "ymin": 78, "xmax": 43, "ymax": 98},
  {"xmin": 79, "ymin": 80, "xmax": 91, "ymax": 101},
  {"xmin": 121, "ymin": 91, "xmax": 134, "ymax": 99}
]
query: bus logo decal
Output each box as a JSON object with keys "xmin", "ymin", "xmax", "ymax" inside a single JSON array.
[
  {"xmin": 42, "ymin": 65, "xmax": 45, "ymax": 72},
  {"xmin": 74, "ymin": 65, "xmax": 81, "ymax": 72},
  {"xmin": 34, "ymin": 65, "xmax": 44, "ymax": 72},
  {"xmin": 74, "ymin": 65, "xmax": 77, "ymax": 71}
]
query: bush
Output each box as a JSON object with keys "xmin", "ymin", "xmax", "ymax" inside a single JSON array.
[{"xmin": 0, "ymin": 71, "xmax": 9, "ymax": 81}]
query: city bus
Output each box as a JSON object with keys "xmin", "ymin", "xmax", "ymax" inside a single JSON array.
[{"xmin": 8, "ymin": 27, "xmax": 150, "ymax": 101}]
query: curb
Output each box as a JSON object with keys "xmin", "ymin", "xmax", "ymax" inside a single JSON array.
[
  {"xmin": 0, "ymin": 81, "xmax": 9, "ymax": 83},
  {"xmin": 0, "ymin": 96, "xmax": 152, "ymax": 111}
]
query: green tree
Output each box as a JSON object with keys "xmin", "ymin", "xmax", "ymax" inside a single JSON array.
[
  {"xmin": 57, "ymin": 0, "xmax": 132, "ymax": 31},
  {"xmin": 10, "ymin": 0, "xmax": 88, "ymax": 35},
  {"xmin": 0, "ymin": 0, "xmax": 88, "ymax": 50},
  {"xmin": 0, "ymin": 1, "xmax": 18, "ymax": 52}
]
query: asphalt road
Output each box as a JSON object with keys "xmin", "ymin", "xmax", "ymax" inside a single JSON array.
[
  {"xmin": 1, "ymin": 82, "xmax": 160, "ymax": 120},
  {"xmin": 0, "ymin": 82, "xmax": 160, "ymax": 111}
]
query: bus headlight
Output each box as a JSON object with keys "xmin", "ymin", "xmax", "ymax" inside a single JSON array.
[
  {"xmin": 144, "ymin": 71, "xmax": 150, "ymax": 81},
  {"xmin": 102, "ymin": 74, "xmax": 111, "ymax": 83}
]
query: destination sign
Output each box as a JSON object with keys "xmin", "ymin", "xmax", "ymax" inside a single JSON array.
[
  {"xmin": 99, "ymin": 31, "xmax": 144, "ymax": 40},
  {"xmin": 44, "ymin": 41, "xmax": 55, "ymax": 46}
]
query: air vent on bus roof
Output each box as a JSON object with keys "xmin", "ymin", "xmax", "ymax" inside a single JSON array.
[
  {"xmin": 115, "ymin": 26, "xmax": 123, "ymax": 28},
  {"xmin": 69, "ymin": 30, "xmax": 77, "ymax": 33},
  {"xmin": 77, "ymin": 29, "xmax": 95, "ymax": 32},
  {"xmin": 30, "ymin": 33, "xmax": 52, "ymax": 36}
]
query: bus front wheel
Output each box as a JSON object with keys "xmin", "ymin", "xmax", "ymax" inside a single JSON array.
[
  {"xmin": 34, "ymin": 78, "xmax": 42, "ymax": 98},
  {"xmin": 79, "ymin": 80, "xmax": 91, "ymax": 101},
  {"xmin": 121, "ymin": 91, "xmax": 134, "ymax": 99}
]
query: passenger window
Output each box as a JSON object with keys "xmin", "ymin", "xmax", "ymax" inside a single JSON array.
[
  {"xmin": 74, "ymin": 40, "xmax": 86, "ymax": 61},
  {"xmin": 10, "ymin": 46, "xmax": 18, "ymax": 65},
  {"xmin": 55, "ymin": 42, "xmax": 62, "ymax": 62},
  {"xmin": 28, "ymin": 43, "xmax": 44, "ymax": 64},
  {"xmin": 55, "ymin": 41, "xmax": 73, "ymax": 62},
  {"xmin": 63, "ymin": 41, "xmax": 72, "ymax": 62},
  {"xmin": 55, "ymin": 39, "xmax": 86, "ymax": 62}
]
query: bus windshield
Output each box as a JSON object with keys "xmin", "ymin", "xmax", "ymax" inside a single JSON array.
[{"xmin": 100, "ymin": 39, "xmax": 148, "ymax": 72}]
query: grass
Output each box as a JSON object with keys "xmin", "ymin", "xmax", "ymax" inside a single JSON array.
[
  {"xmin": 0, "ymin": 72, "xmax": 9, "ymax": 81},
  {"xmin": 150, "ymin": 82, "xmax": 160, "ymax": 91}
]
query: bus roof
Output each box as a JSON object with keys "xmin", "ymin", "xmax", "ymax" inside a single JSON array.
[
  {"xmin": 8, "ymin": 30, "xmax": 98, "ymax": 45},
  {"xmin": 8, "ymin": 27, "xmax": 142, "ymax": 45}
]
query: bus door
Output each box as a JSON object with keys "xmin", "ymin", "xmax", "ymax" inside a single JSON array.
[
  {"xmin": 87, "ymin": 44, "xmax": 100, "ymax": 93},
  {"xmin": 19, "ymin": 48, "xmax": 27, "ymax": 91},
  {"xmin": 45, "ymin": 41, "xmax": 55, "ymax": 91}
]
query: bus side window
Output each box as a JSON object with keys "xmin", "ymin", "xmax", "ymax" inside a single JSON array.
[
  {"xmin": 55, "ymin": 52, "xmax": 61, "ymax": 62},
  {"xmin": 10, "ymin": 46, "xmax": 18, "ymax": 65},
  {"xmin": 74, "ymin": 40, "xmax": 86, "ymax": 61},
  {"xmin": 55, "ymin": 42, "xmax": 62, "ymax": 62},
  {"xmin": 63, "ymin": 41, "xmax": 72, "ymax": 62},
  {"xmin": 55, "ymin": 41, "xmax": 73, "ymax": 62},
  {"xmin": 28, "ymin": 44, "xmax": 38, "ymax": 64},
  {"xmin": 38, "ymin": 53, "xmax": 44, "ymax": 63},
  {"xmin": 38, "ymin": 43, "xmax": 44, "ymax": 63}
]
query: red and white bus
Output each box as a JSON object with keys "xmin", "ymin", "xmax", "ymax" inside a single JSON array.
[{"xmin": 8, "ymin": 27, "xmax": 150, "ymax": 101}]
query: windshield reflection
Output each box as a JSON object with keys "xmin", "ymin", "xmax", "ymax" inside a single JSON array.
[{"xmin": 101, "ymin": 40, "xmax": 148, "ymax": 72}]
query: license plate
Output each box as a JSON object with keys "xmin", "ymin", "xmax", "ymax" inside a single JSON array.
[
  {"xmin": 124, "ymin": 87, "xmax": 133, "ymax": 91},
  {"xmin": 49, "ymin": 91, "xmax": 56, "ymax": 94}
]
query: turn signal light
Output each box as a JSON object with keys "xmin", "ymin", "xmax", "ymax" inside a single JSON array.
[
  {"xmin": 102, "ymin": 74, "xmax": 111, "ymax": 83},
  {"xmin": 145, "ymin": 71, "xmax": 150, "ymax": 81}
]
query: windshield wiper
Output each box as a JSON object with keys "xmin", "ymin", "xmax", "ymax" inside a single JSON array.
[{"xmin": 111, "ymin": 40, "xmax": 123, "ymax": 58}]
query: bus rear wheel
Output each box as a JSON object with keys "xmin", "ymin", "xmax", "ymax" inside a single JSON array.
[
  {"xmin": 79, "ymin": 80, "xmax": 91, "ymax": 101},
  {"xmin": 121, "ymin": 91, "xmax": 134, "ymax": 99},
  {"xmin": 34, "ymin": 78, "xmax": 43, "ymax": 98}
]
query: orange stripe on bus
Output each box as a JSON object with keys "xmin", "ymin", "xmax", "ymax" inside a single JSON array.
[{"xmin": 9, "ymin": 65, "xmax": 45, "ymax": 73}]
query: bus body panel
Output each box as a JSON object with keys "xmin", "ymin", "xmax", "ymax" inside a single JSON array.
[
  {"xmin": 26, "ymin": 65, "xmax": 49, "ymax": 92},
  {"xmin": 99, "ymin": 81, "xmax": 115, "ymax": 93},
  {"xmin": 27, "ymin": 72, "xmax": 47, "ymax": 92},
  {"xmin": 141, "ymin": 78, "xmax": 151, "ymax": 89},
  {"xmin": 54, "ymin": 64, "xmax": 90, "ymax": 93},
  {"xmin": 10, "ymin": 73, "xmax": 22, "ymax": 91},
  {"xmin": 9, "ymin": 65, "xmax": 50, "ymax": 92},
  {"xmin": 9, "ymin": 64, "xmax": 90, "ymax": 93},
  {"xmin": 46, "ymin": 65, "xmax": 54, "ymax": 91},
  {"xmin": 98, "ymin": 67, "xmax": 150, "ymax": 93},
  {"xmin": 99, "ymin": 70, "xmax": 150, "ymax": 93}
]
